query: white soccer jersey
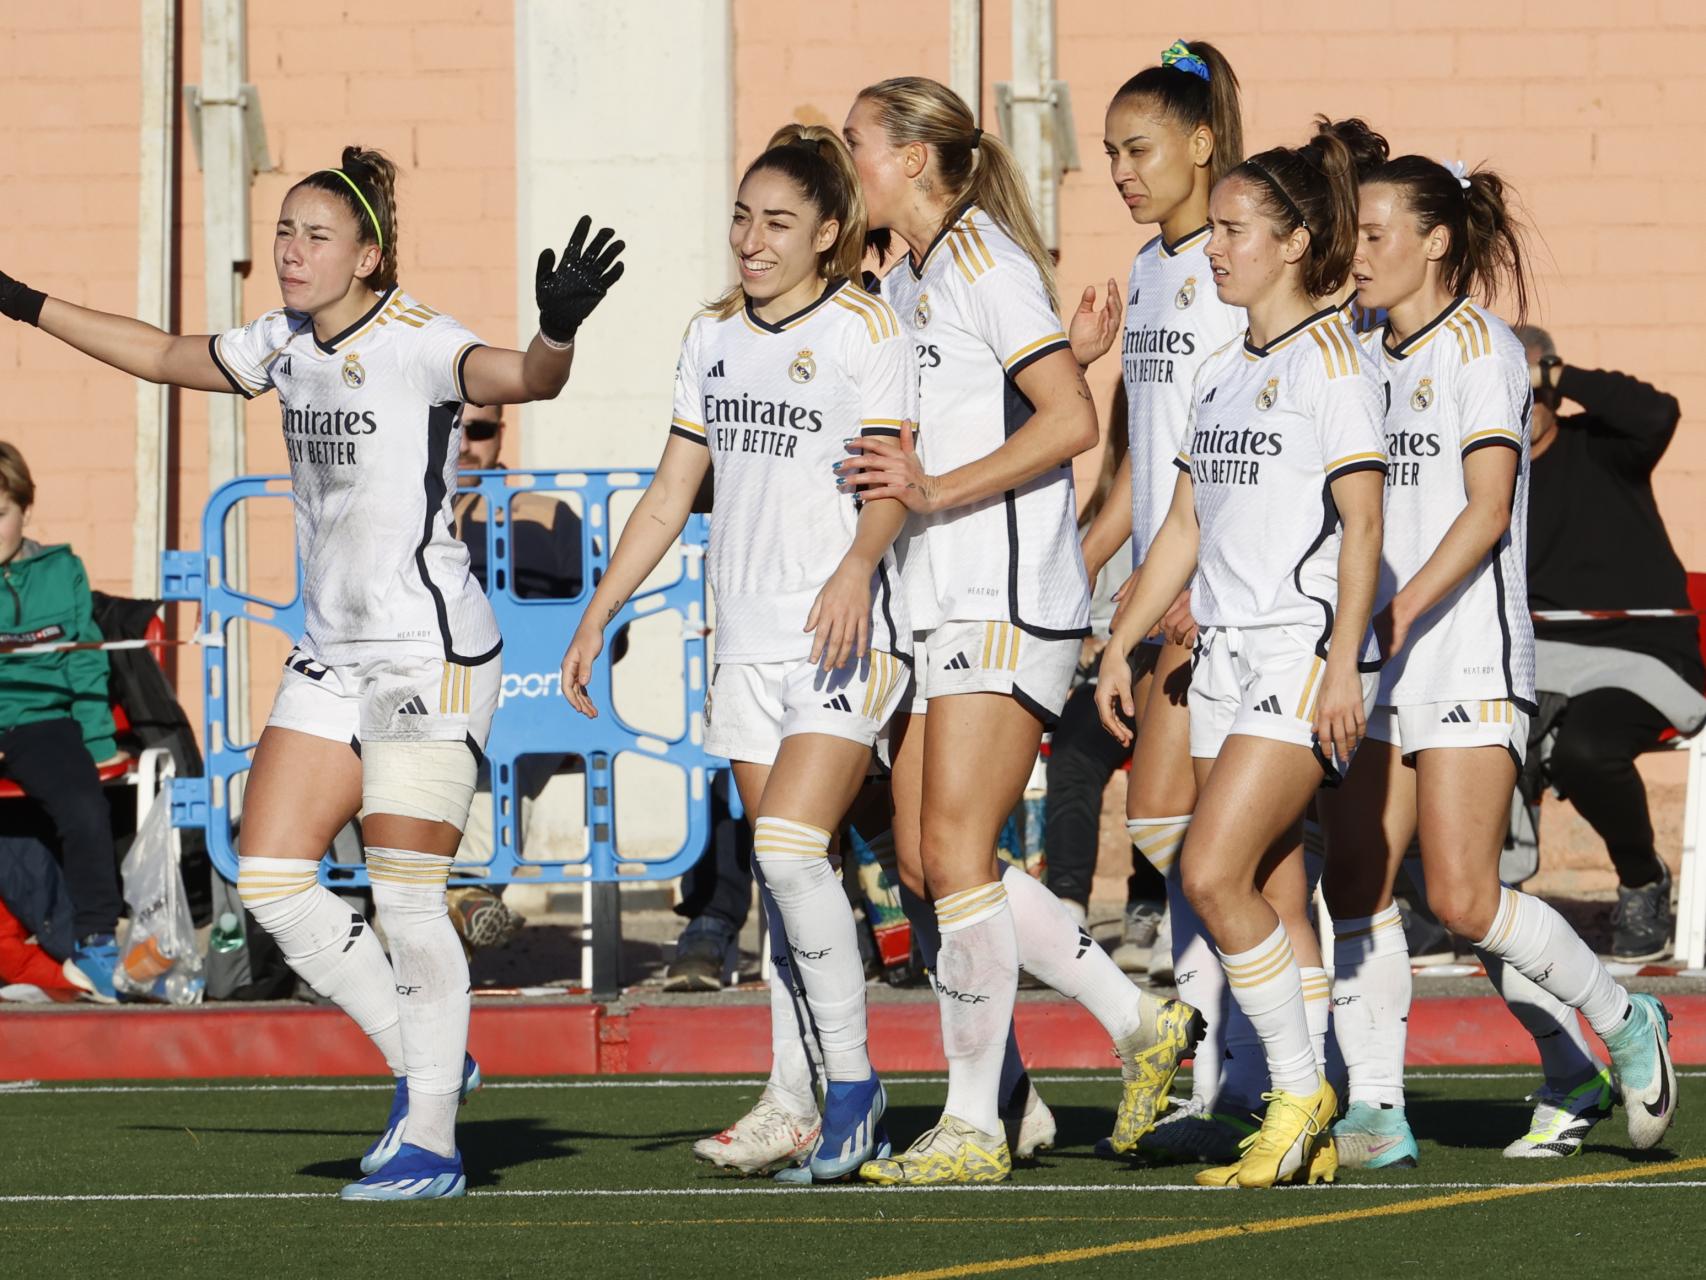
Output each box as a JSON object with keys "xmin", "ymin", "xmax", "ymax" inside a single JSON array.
[
  {"xmin": 668, "ymin": 279, "xmax": 915, "ymax": 665},
  {"xmin": 1177, "ymin": 306, "xmax": 1387, "ymax": 645},
  {"xmin": 881, "ymin": 205, "xmax": 1090, "ymax": 639},
  {"xmin": 1373, "ymin": 298, "xmax": 1536, "ymax": 709},
  {"xmin": 1123, "ymin": 225, "xmax": 1244, "ymax": 559},
  {"xmin": 211, "ymin": 287, "xmax": 501, "ymax": 665}
]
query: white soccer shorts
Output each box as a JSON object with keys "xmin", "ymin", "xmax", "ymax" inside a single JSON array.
[
  {"xmin": 703, "ymin": 650, "xmax": 911, "ymax": 767},
  {"xmin": 1365, "ymin": 699, "xmax": 1530, "ymax": 768},
  {"xmin": 1188, "ymin": 623, "xmax": 1379, "ymax": 780},
  {"xmin": 909, "ymin": 619, "xmax": 1080, "ymax": 725},
  {"xmin": 267, "ymin": 645, "xmax": 501, "ymax": 751}
]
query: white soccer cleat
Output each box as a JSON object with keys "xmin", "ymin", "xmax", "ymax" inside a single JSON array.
[
  {"xmin": 1504, "ymin": 1069, "xmax": 1614, "ymax": 1159},
  {"xmin": 693, "ymin": 1099, "xmax": 820, "ymax": 1176},
  {"xmin": 1014, "ymin": 1084, "xmax": 1057, "ymax": 1159}
]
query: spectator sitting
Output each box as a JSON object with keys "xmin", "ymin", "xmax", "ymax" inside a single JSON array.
[
  {"xmin": 1518, "ymin": 327, "xmax": 1706, "ymax": 962},
  {"xmin": 0, "ymin": 441, "xmax": 127, "ymax": 999},
  {"xmin": 452, "ymin": 402, "xmax": 582, "ymax": 600}
]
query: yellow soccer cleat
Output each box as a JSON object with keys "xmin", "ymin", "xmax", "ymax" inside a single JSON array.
[
  {"xmin": 1106, "ymin": 996, "xmax": 1205, "ymax": 1154},
  {"xmin": 1194, "ymin": 1087, "xmax": 1338, "ymax": 1188},
  {"xmin": 858, "ymin": 1116, "xmax": 1012, "ymax": 1186},
  {"xmin": 1232, "ymin": 1077, "xmax": 1337, "ymax": 1188}
]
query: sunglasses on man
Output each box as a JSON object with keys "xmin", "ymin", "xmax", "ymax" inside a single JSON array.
[{"xmin": 462, "ymin": 417, "xmax": 501, "ymax": 442}]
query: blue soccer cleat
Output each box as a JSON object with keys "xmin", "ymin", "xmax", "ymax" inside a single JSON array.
[
  {"xmin": 1603, "ymin": 993, "xmax": 1677, "ymax": 1149},
  {"xmin": 64, "ymin": 935, "xmax": 121, "ymax": 1004},
  {"xmin": 1331, "ymin": 1101, "xmax": 1420, "ymax": 1170},
  {"xmin": 808, "ymin": 1075, "xmax": 888, "ymax": 1181},
  {"xmin": 360, "ymin": 1054, "xmax": 483, "ymax": 1174},
  {"xmin": 341, "ymin": 1143, "xmax": 466, "ymax": 1201},
  {"xmin": 775, "ymin": 1124, "xmax": 891, "ymax": 1184}
]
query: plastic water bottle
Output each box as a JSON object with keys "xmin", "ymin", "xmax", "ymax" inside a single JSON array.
[{"xmin": 209, "ymin": 911, "xmax": 245, "ymax": 954}]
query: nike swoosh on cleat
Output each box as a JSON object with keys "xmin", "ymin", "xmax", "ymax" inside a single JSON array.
[
  {"xmin": 1644, "ymin": 1027, "xmax": 1671, "ymax": 1117},
  {"xmin": 1366, "ymin": 1138, "xmax": 1400, "ymax": 1155}
]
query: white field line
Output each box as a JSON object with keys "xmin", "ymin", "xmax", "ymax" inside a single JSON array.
[
  {"xmin": 6, "ymin": 1180, "xmax": 1706, "ymax": 1205},
  {"xmin": 8, "ymin": 1069, "xmax": 1688, "ymax": 1096}
]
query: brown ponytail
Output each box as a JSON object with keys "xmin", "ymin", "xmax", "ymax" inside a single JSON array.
[
  {"xmin": 1365, "ymin": 156, "xmax": 1532, "ymax": 323},
  {"xmin": 1112, "ymin": 40, "xmax": 1245, "ymax": 183},
  {"xmin": 854, "ymin": 76, "xmax": 1058, "ymax": 308},
  {"xmin": 1231, "ymin": 128, "xmax": 1360, "ymax": 299},
  {"xmin": 710, "ymin": 123, "xmax": 869, "ymax": 320},
  {"xmin": 293, "ymin": 145, "xmax": 400, "ymax": 293},
  {"xmin": 1312, "ymin": 116, "xmax": 1389, "ymax": 183}
]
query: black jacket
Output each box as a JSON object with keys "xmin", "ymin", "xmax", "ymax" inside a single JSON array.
[{"xmin": 1527, "ymin": 366, "xmax": 1702, "ymax": 687}]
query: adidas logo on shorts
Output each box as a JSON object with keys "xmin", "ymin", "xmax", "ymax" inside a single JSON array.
[
  {"xmin": 1441, "ymin": 704, "xmax": 1472, "ymax": 724},
  {"xmin": 398, "ymin": 696, "xmax": 430, "ymax": 716},
  {"xmin": 822, "ymin": 694, "xmax": 852, "ymax": 712},
  {"xmin": 945, "ymin": 652, "xmax": 972, "ymax": 671},
  {"xmin": 1253, "ymin": 694, "xmax": 1283, "ymax": 714}
]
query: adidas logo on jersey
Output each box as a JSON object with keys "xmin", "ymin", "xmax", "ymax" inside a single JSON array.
[
  {"xmin": 945, "ymin": 652, "xmax": 972, "ymax": 671},
  {"xmin": 1200, "ymin": 386, "xmax": 1216, "ymax": 404},
  {"xmin": 822, "ymin": 694, "xmax": 853, "ymax": 712},
  {"xmin": 397, "ymin": 696, "xmax": 430, "ymax": 716},
  {"xmin": 1253, "ymin": 694, "xmax": 1283, "ymax": 715},
  {"xmin": 274, "ymin": 355, "xmax": 293, "ymax": 379},
  {"xmin": 705, "ymin": 359, "xmax": 725, "ymax": 379},
  {"xmin": 1441, "ymin": 704, "xmax": 1472, "ymax": 724}
]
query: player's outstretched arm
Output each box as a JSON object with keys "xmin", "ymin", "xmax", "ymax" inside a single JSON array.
[
  {"xmin": 462, "ymin": 215, "xmax": 627, "ymax": 406},
  {"xmin": 1, "ymin": 268, "xmax": 234, "ymax": 393},
  {"xmin": 560, "ymin": 435, "xmax": 707, "ymax": 718}
]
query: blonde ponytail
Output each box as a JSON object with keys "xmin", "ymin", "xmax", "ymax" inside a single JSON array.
[{"xmin": 855, "ymin": 76, "xmax": 1058, "ymax": 308}]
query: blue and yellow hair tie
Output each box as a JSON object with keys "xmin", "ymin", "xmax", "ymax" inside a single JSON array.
[{"xmin": 1160, "ymin": 39, "xmax": 1210, "ymax": 82}]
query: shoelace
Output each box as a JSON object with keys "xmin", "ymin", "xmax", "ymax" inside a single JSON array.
[{"xmin": 1244, "ymin": 1090, "xmax": 1323, "ymax": 1157}]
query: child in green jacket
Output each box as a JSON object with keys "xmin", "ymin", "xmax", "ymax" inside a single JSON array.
[{"xmin": 0, "ymin": 441, "xmax": 125, "ymax": 999}]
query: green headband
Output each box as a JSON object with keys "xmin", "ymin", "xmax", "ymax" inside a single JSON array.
[{"xmin": 319, "ymin": 168, "xmax": 383, "ymax": 256}]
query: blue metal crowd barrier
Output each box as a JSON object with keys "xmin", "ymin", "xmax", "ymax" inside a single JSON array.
[{"xmin": 163, "ymin": 470, "xmax": 721, "ymax": 901}]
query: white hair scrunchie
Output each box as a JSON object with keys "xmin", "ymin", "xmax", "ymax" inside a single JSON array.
[{"xmin": 1442, "ymin": 158, "xmax": 1472, "ymax": 191}]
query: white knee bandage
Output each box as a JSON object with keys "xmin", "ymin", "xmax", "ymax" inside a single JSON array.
[{"xmin": 360, "ymin": 739, "xmax": 478, "ymax": 829}]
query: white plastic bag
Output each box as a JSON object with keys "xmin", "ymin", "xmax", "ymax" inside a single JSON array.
[{"xmin": 113, "ymin": 793, "xmax": 205, "ymax": 1004}]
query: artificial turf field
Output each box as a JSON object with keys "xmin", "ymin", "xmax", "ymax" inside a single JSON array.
[{"xmin": 3, "ymin": 1069, "xmax": 1703, "ymax": 1279}]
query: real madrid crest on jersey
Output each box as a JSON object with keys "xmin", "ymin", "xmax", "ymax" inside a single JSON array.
[
  {"xmin": 342, "ymin": 353, "xmax": 366, "ymax": 389},
  {"xmin": 1175, "ymin": 276, "xmax": 1197, "ymax": 309},
  {"xmin": 1255, "ymin": 377, "xmax": 1279, "ymax": 411},
  {"xmin": 788, "ymin": 348, "xmax": 816, "ymax": 384},
  {"xmin": 1410, "ymin": 377, "xmax": 1434, "ymax": 412},
  {"xmin": 913, "ymin": 293, "xmax": 931, "ymax": 329}
]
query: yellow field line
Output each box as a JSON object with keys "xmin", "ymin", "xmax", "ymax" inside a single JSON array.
[{"xmin": 870, "ymin": 1157, "xmax": 1706, "ymax": 1280}]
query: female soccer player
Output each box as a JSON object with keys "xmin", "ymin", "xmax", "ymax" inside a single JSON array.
[
  {"xmin": 1318, "ymin": 156, "xmax": 1676, "ymax": 1166},
  {"xmin": 840, "ymin": 76, "xmax": 1200, "ymax": 1186},
  {"xmin": 561, "ymin": 124, "xmax": 914, "ymax": 1182},
  {"xmin": 1072, "ymin": 39, "xmax": 1275, "ymax": 1166},
  {"xmin": 0, "ymin": 145, "xmax": 624, "ymax": 1200},
  {"xmin": 1097, "ymin": 129, "xmax": 1386, "ymax": 1189}
]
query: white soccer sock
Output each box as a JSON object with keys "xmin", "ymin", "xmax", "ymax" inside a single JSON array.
[
  {"xmin": 1476, "ymin": 947, "xmax": 1602, "ymax": 1084},
  {"xmin": 368, "ymin": 847, "xmax": 468, "ymax": 1158},
  {"xmin": 237, "ymin": 856, "xmax": 405, "ymax": 1076},
  {"xmin": 758, "ymin": 874, "xmax": 821, "ymax": 1117},
  {"xmin": 935, "ymin": 882, "xmax": 1019, "ymax": 1137},
  {"xmin": 1300, "ymin": 966, "xmax": 1332, "ymax": 1072},
  {"xmin": 1331, "ymin": 906, "xmax": 1410, "ymax": 1108},
  {"xmin": 1219, "ymin": 924, "xmax": 1318, "ymax": 1096},
  {"xmin": 1130, "ymin": 817, "xmax": 1229, "ymax": 1108},
  {"xmin": 753, "ymin": 818, "xmax": 870, "ymax": 1082},
  {"xmin": 1002, "ymin": 864, "xmax": 1150, "ymax": 1044},
  {"xmin": 901, "ymin": 881, "xmax": 1029, "ymax": 1110},
  {"xmin": 1475, "ymin": 887, "xmax": 1631, "ymax": 1039}
]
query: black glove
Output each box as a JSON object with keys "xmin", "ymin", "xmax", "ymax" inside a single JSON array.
[
  {"xmin": 535, "ymin": 215, "xmax": 625, "ymax": 345},
  {"xmin": 0, "ymin": 269, "xmax": 46, "ymax": 326}
]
